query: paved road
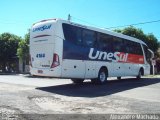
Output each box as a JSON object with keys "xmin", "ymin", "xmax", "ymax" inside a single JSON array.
[{"xmin": 0, "ymin": 74, "xmax": 160, "ymax": 119}]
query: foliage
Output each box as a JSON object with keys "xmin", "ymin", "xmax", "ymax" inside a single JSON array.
[
  {"xmin": 17, "ymin": 33, "xmax": 29, "ymax": 62},
  {"xmin": 114, "ymin": 26, "xmax": 159, "ymax": 54},
  {"xmin": 0, "ymin": 33, "xmax": 21, "ymax": 71}
]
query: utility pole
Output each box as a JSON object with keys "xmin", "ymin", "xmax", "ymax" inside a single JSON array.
[{"xmin": 152, "ymin": 59, "xmax": 156, "ymax": 75}]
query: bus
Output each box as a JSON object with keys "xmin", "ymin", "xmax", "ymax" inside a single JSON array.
[{"xmin": 29, "ymin": 18, "xmax": 154, "ymax": 84}]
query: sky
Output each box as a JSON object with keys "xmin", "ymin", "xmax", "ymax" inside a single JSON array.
[{"xmin": 0, "ymin": 0, "xmax": 160, "ymax": 40}]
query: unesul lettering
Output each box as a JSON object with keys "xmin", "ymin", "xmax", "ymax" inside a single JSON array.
[
  {"xmin": 33, "ymin": 24, "xmax": 52, "ymax": 32},
  {"xmin": 89, "ymin": 48, "xmax": 128, "ymax": 62}
]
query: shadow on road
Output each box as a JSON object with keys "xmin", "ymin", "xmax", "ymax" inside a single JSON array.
[
  {"xmin": 24, "ymin": 74, "xmax": 56, "ymax": 79},
  {"xmin": 36, "ymin": 78, "xmax": 160, "ymax": 98}
]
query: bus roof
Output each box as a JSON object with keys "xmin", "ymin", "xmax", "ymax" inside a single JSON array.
[{"xmin": 33, "ymin": 18, "xmax": 147, "ymax": 46}]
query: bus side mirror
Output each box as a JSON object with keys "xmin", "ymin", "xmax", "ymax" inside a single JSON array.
[{"xmin": 148, "ymin": 49, "xmax": 154, "ymax": 59}]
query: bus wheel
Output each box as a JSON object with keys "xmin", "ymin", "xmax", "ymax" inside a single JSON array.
[
  {"xmin": 92, "ymin": 68, "xmax": 108, "ymax": 84},
  {"xmin": 71, "ymin": 79, "xmax": 84, "ymax": 84},
  {"xmin": 136, "ymin": 69, "xmax": 143, "ymax": 79}
]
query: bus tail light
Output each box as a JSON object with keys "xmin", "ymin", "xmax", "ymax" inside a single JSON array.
[{"xmin": 51, "ymin": 53, "xmax": 60, "ymax": 68}]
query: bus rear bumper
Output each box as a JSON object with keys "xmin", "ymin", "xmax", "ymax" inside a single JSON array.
[{"xmin": 30, "ymin": 67, "xmax": 61, "ymax": 77}]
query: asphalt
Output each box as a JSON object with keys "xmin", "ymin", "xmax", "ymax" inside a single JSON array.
[{"xmin": 0, "ymin": 74, "xmax": 160, "ymax": 120}]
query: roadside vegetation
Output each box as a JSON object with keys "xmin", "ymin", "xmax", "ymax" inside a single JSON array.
[{"xmin": 114, "ymin": 26, "xmax": 159, "ymax": 55}]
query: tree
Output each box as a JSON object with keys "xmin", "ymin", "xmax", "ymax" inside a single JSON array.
[
  {"xmin": 114, "ymin": 26, "xmax": 159, "ymax": 54},
  {"xmin": 146, "ymin": 33, "xmax": 159, "ymax": 54},
  {"xmin": 17, "ymin": 33, "xmax": 29, "ymax": 72},
  {"xmin": 0, "ymin": 33, "xmax": 21, "ymax": 72},
  {"xmin": 17, "ymin": 33, "xmax": 29, "ymax": 61}
]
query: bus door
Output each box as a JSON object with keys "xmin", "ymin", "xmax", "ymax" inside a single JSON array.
[
  {"xmin": 143, "ymin": 45, "xmax": 154, "ymax": 75},
  {"xmin": 112, "ymin": 38, "xmax": 127, "ymax": 76}
]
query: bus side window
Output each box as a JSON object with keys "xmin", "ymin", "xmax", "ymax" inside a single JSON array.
[
  {"xmin": 124, "ymin": 40, "xmax": 140, "ymax": 54},
  {"xmin": 76, "ymin": 27, "xmax": 83, "ymax": 45},
  {"xmin": 124, "ymin": 40, "xmax": 131, "ymax": 53},
  {"xmin": 82, "ymin": 29, "xmax": 96, "ymax": 48},
  {"xmin": 97, "ymin": 33, "xmax": 113, "ymax": 52},
  {"xmin": 134, "ymin": 43, "xmax": 143, "ymax": 55},
  {"xmin": 112, "ymin": 37, "xmax": 124, "ymax": 52},
  {"xmin": 62, "ymin": 23, "xmax": 83, "ymax": 46},
  {"xmin": 63, "ymin": 24, "xmax": 76, "ymax": 43}
]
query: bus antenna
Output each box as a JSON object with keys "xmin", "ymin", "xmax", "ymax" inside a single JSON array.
[{"xmin": 68, "ymin": 14, "xmax": 71, "ymax": 22}]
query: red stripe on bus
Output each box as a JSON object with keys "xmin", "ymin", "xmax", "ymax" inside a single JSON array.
[
  {"xmin": 118, "ymin": 52, "xmax": 144, "ymax": 64},
  {"xmin": 127, "ymin": 54, "xmax": 144, "ymax": 64}
]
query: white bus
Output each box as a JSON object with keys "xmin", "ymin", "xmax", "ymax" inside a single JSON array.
[{"xmin": 29, "ymin": 18, "xmax": 153, "ymax": 84}]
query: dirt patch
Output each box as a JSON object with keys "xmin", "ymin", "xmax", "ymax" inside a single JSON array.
[
  {"xmin": 0, "ymin": 106, "xmax": 26, "ymax": 120},
  {"xmin": 29, "ymin": 95, "xmax": 131, "ymax": 114}
]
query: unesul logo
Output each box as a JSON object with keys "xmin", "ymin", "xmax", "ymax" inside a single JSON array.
[
  {"xmin": 33, "ymin": 24, "xmax": 52, "ymax": 32},
  {"xmin": 88, "ymin": 48, "xmax": 128, "ymax": 62}
]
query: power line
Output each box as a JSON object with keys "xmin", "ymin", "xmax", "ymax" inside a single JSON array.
[
  {"xmin": 70, "ymin": 15, "xmax": 160, "ymax": 39},
  {"xmin": 70, "ymin": 15, "xmax": 160, "ymax": 31},
  {"xmin": 106, "ymin": 19, "xmax": 160, "ymax": 29}
]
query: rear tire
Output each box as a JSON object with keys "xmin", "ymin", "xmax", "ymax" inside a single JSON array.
[
  {"xmin": 71, "ymin": 79, "xmax": 84, "ymax": 84},
  {"xmin": 92, "ymin": 68, "xmax": 108, "ymax": 84},
  {"xmin": 136, "ymin": 69, "xmax": 143, "ymax": 79}
]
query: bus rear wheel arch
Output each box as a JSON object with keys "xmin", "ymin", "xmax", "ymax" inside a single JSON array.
[
  {"xmin": 117, "ymin": 77, "xmax": 121, "ymax": 80},
  {"xmin": 91, "ymin": 67, "xmax": 108, "ymax": 84},
  {"xmin": 137, "ymin": 68, "xmax": 144, "ymax": 79}
]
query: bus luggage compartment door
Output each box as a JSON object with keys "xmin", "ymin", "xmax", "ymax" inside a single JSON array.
[{"xmin": 62, "ymin": 59, "xmax": 85, "ymax": 78}]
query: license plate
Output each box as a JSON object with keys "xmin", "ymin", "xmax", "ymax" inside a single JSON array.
[{"xmin": 38, "ymin": 70, "xmax": 43, "ymax": 74}]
